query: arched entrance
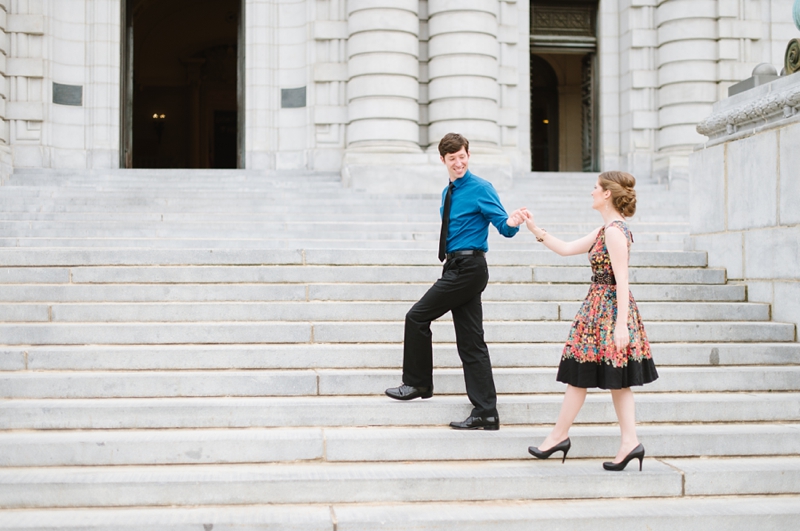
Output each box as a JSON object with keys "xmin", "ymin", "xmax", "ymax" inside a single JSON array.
[
  {"xmin": 530, "ymin": 55, "xmax": 559, "ymax": 172},
  {"xmin": 121, "ymin": 0, "xmax": 244, "ymax": 169},
  {"xmin": 530, "ymin": 1, "xmax": 599, "ymax": 172}
]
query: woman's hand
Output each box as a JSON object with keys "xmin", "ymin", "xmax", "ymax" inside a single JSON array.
[
  {"xmin": 523, "ymin": 210, "xmax": 537, "ymax": 232},
  {"xmin": 614, "ymin": 321, "xmax": 630, "ymax": 352}
]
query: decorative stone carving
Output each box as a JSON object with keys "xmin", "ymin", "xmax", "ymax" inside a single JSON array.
[
  {"xmin": 530, "ymin": 6, "xmax": 594, "ymax": 37},
  {"xmin": 696, "ymin": 81, "xmax": 800, "ymax": 142},
  {"xmin": 787, "ymin": 39, "xmax": 800, "ymax": 75}
]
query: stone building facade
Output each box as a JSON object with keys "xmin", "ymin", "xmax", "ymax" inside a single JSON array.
[{"xmin": 0, "ymin": 0, "xmax": 795, "ymax": 189}]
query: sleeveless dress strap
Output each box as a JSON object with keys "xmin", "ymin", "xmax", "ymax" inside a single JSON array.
[{"xmin": 607, "ymin": 220, "xmax": 633, "ymax": 243}]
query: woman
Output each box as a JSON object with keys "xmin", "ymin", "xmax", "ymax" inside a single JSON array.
[{"xmin": 523, "ymin": 171, "xmax": 658, "ymax": 471}]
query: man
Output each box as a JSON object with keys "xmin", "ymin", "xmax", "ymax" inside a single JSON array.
[{"xmin": 385, "ymin": 133, "xmax": 527, "ymax": 430}]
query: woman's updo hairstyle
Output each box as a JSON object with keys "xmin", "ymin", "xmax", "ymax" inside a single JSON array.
[{"xmin": 599, "ymin": 171, "xmax": 636, "ymax": 218}]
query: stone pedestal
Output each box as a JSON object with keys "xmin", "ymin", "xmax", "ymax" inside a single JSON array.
[{"xmin": 691, "ymin": 72, "xmax": 800, "ymax": 332}]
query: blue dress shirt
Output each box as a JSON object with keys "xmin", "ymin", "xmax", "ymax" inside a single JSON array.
[{"xmin": 440, "ymin": 170, "xmax": 519, "ymax": 253}]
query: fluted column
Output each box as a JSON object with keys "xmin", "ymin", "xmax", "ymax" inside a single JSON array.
[
  {"xmin": 427, "ymin": 0, "xmax": 499, "ymax": 151},
  {"xmin": 346, "ymin": 0, "xmax": 420, "ymax": 151}
]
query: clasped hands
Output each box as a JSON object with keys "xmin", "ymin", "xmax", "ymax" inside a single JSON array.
[{"xmin": 506, "ymin": 207, "xmax": 533, "ymax": 228}]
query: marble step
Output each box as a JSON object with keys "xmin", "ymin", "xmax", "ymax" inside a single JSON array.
[
  {"xmin": 2, "ymin": 366, "xmax": 797, "ymax": 399},
  {"xmin": 0, "ymin": 217, "xmax": 689, "ymax": 234},
  {"xmin": 3, "ymin": 393, "xmax": 798, "ymax": 430},
  {"xmin": 1, "ymin": 301, "xmax": 763, "ymax": 323},
  {"xmin": 0, "ymin": 249, "xmax": 708, "ymax": 267},
  {"xmin": 0, "ymin": 496, "xmax": 793, "ymax": 531},
  {"xmin": 0, "ymin": 320, "xmax": 792, "ymax": 345},
  {"xmin": 0, "ymin": 283, "xmax": 747, "ymax": 303},
  {"xmin": 2, "ymin": 343, "xmax": 795, "ymax": 371},
  {"xmin": 37, "ymin": 264, "xmax": 725, "ymax": 284},
  {"xmin": 0, "ymin": 457, "xmax": 797, "ymax": 509},
  {"xmin": 0, "ymin": 238, "xmax": 685, "ymax": 251}
]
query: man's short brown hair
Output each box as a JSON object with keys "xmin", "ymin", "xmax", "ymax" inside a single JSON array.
[{"xmin": 438, "ymin": 133, "xmax": 469, "ymax": 157}]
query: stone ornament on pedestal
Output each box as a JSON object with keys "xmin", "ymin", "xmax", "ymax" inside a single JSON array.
[{"xmin": 787, "ymin": 0, "xmax": 800, "ymax": 74}]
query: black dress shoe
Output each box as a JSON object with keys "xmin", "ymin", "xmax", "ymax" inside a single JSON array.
[
  {"xmin": 603, "ymin": 443, "xmax": 645, "ymax": 471},
  {"xmin": 449, "ymin": 415, "xmax": 500, "ymax": 431},
  {"xmin": 385, "ymin": 384, "xmax": 433, "ymax": 401}
]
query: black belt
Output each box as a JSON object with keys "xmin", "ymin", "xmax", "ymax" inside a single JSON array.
[
  {"xmin": 591, "ymin": 273, "xmax": 616, "ymax": 285},
  {"xmin": 446, "ymin": 250, "xmax": 485, "ymax": 260}
]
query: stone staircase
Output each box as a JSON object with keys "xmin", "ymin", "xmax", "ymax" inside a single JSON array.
[{"xmin": 0, "ymin": 169, "xmax": 798, "ymax": 530}]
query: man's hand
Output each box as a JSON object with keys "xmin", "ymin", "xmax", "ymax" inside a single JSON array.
[{"xmin": 507, "ymin": 207, "xmax": 531, "ymax": 228}]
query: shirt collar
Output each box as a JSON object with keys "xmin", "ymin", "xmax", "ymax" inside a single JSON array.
[{"xmin": 451, "ymin": 169, "xmax": 472, "ymax": 189}]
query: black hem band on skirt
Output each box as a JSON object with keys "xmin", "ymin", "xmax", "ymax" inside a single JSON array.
[{"xmin": 556, "ymin": 357, "xmax": 659, "ymax": 390}]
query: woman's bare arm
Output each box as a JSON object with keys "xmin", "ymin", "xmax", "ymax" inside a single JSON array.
[
  {"xmin": 605, "ymin": 224, "xmax": 631, "ymax": 352},
  {"xmin": 525, "ymin": 217, "xmax": 601, "ymax": 257}
]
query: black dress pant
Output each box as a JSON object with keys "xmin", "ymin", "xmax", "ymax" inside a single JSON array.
[{"xmin": 402, "ymin": 254, "xmax": 498, "ymax": 417}]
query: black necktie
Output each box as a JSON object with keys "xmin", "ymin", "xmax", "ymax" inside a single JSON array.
[{"xmin": 438, "ymin": 183, "xmax": 455, "ymax": 262}]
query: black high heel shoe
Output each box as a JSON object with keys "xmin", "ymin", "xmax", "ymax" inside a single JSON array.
[
  {"xmin": 603, "ymin": 443, "xmax": 645, "ymax": 471},
  {"xmin": 528, "ymin": 438, "xmax": 571, "ymax": 463}
]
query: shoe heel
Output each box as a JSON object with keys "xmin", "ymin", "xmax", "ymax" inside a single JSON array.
[
  {"xmin": 561, "ymin": 447, "xmax": 569, "ymax": 464},
  {"xmin": 638, "ymin": 456, "xmax": 643, "ymax": 471},
  {"xmin": 483, "ymin": 424, "xmax": 500, "ymax": 431}
]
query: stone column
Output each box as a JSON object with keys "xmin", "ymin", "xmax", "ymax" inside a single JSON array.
[
  {"xmin": 346, "ymin": 0, "xmax": 420, "ymax": 151},
  {"xmin": 0, "ymin": 0, "xmax": 11, "ymax": 180},
  {"xmin": 655, "ymin": 0, "xmax": 717, "ymax": 183},
  {"xmin": 426, "ymin": 0, "xmax": 500, "ymax": 151}
]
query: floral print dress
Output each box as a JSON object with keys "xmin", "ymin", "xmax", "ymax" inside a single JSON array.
[{"xmin": 557, "ymin": 220, "xmax": 658, "ymax": 389}]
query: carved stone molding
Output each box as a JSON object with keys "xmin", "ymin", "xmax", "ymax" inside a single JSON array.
[
  {"xmin": 696, "ymin": 81, "xmax": 800, "ymax": 143},
  {"xmin": 530, "ymin": 6, "xmax": 594, "ymax": 37}
]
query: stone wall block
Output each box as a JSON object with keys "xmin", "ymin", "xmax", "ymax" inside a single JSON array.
[
  {"xmin": 428, "ymin": 32, "xmax": 498, "ymax": 59},
  {"xmin": 314, "ymin": 63, "xmax": 349, "ymax": 82},
  {"xmin": 690, "ymin": 232, "xmax": 744, "ymax": 280},
  {"xmin": 689, "ymin": 144, "xmax": 726, "ymax": 234},
  {"xmin": 6, "ymin": 57, "xmax": 43, "ymax": 78},
  {"xmin": 658, "ymin": 61, "xmax": 717, "ymax": 86},
  {"xmin": 728, "ymin": 132, "xmax": 778, "ymax": 231},
  {"xmin": 773, "ymin": 281, "xmax": 800, "ymax": 333},
  {"xmin": 657, "ymin": 20, "xmax": 718, "ymax": 46},
  {"xmin": 348, "ymin": 53, "xmax": 418, "ymax": 79},
  {"xmin": 428, "ymin": 0, "xmax": 498, "ymax": 17},
  {"xmin": 779, "ymin": 123, "xmax": 800, "ymax": 226},
  {"xmin": 654, "ymin": 0, "xmax": 716, "ymax": 26},
  {"xmin": 658, "ymin": 82, "xmax": 717, "ymax": 107},
  {"xmin": 658, "ymin": 104, "xmax": 714, "ymax": 128},
  {"xmin": 6, "ymin": 14, "xmax": 44, "ymax": 35},
  {"xmin": 347, "ymin": 118, "xmax": 419, "ymax": 144},
  {"xmin": 657, "ymin": 40, "xmax": 717, "ymax": 65},
  {"xmin": 429, "ymin": 11, "xmax": 497, "ymax": 37},
  {"xmin": 347, "ymin": 0, "xmax": 418, "ymax": 15},
  {"xmin": 744, "ymin": 227, "xmax": 800, "ymax": 280},
  {"xmin": 347, "ymin": 75, "xmax": 419, "ymax": 100},
  {"xmin": 658, "ymin": 125, "xmax": 707, "ymax": 150},
  {"xmin": 6, "ymin": 101, "xmax": 43, "ymax": 121},
  {"xmin": 347, "ymin": 31, "xmax": 419, "ymax": 58},
  {"xmin": 313, "ymin": 21, "xmax": 348, "ymax": 40},
  {"xmin": 428, "ymin": 118, "xmax": 499, "ymax": 145},
  {"xmin": 348, "ymin": 9, "xmax": 419, "ymax": 36},
  {"xmin": 428, "ymin": 75, "xmax": 498, "ymax": 101},
  {"xmin": 348, "ymin": 97, "xmax": 419, "ymax": 122},
  {"xmin": 428, "ymin": 54, "xmax": 498, "ymax": 79},
  {"xmin": 428, "ymin": 98, "xmax": 498, "ymax": 123}
]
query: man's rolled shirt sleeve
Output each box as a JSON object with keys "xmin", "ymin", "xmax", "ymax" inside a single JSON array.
[{"xmin": 478, "ymin": 184, "xmax": 519, "ymax": 238}]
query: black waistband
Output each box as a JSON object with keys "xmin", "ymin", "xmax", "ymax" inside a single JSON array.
[
  {"xmin": 591, "ymin": 272, "xmax": 616, "ymax": 285},
  {"xmin": 446, "ymin": 250, "xmax": 485, "ymax": 260}
]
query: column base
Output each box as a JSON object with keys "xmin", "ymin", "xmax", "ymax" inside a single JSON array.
[{"xmin": 341, "ymin": 151, "xmax": 513, "ymax": 194}]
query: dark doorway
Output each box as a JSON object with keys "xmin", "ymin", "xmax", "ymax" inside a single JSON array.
[
  {"xmin": 121, "ymin": 0, "xmax": 243, "ymax": 169},
  {"xmin": 530, "ymin": 55, "xmax": 559, "ymax": 172},
  {"xmin": 530, "ymin": 1, "xmax": 598, "ymax": 172}
]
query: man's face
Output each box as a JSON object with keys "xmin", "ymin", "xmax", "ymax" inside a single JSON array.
[{"xmin": 441, "ymin": 147, "xmax": 470, "ymax": 181}]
